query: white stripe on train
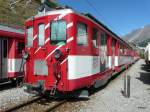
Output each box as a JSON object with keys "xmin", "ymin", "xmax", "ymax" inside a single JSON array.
[
  {"xmin": 67, "ymin": 36, "xmax": 73, "ymax": 43},
  {"xmin": 67, "ymin": 22, "xmax": 73, "ymax": 29},
  {"xmin": 33, "ymin": 34, "xmax": 37, "ymax": 41},
  {"xmin": 34, "ymin": 47, "xmax": 41, "ymax": 54},
  {"xmin": 45, "ymin": 23, "xmax": 50, "ymax": 30},
  {"xmin": 45, "ymin": 45, "xmax": 63, "ymax": 60},
  {"xmin": 45, "ymin": 38, "xmax": 50, "ymax": 44},
  {"xmin": 54, "ymin": 13, "xmax": 68, "ymax": 21},
  {"xmin": 61, "ymin": 57, "xmax": 68, "ymax": 65},
  {"xmin": 68, "ymin": 55, "xmax": 133, "ymax": 80}
]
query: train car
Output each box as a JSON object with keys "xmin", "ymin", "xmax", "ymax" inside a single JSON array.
[
  {"xmin": 145, "ymin": 43, "xmax": 150, "ymax": 64},
  {"xmin": 0, "ymin": 25, "xmax": 24, "ymax": 85},
  {"xmin": 24, "ymin": 5, "xmax": 137, "ymax": 97}
]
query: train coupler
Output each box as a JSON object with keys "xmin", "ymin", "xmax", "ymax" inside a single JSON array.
[{"xmin": 24, "ymin": 80, "xmax": 45, "ymax": 94}]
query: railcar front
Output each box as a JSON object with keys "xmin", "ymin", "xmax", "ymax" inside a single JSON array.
[{"xmin": 24, "ymin": 9, "xmax": 78, "ymax": 96}]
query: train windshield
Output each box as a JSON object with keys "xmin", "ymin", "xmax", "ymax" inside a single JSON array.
[{"xmin": 50, "ymin": 20, "xmax": 66, "ymax": 45}]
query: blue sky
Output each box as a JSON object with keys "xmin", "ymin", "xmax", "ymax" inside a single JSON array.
[{"xmin": 58, "ymin": 0, "xmax": 150, "ymax": 37}]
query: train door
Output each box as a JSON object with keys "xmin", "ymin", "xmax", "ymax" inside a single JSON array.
[
  {"xmin": 0, "ymin": 38, "xmax": 8, "ymax": 79},
  {"xmin": 112, "ymin": 40, "xmax": 115, "ymax": 69},
  {"xmin": 32, "ymin": 18, "xmax": 48, "ymax": 76},
  {"xmin": 100, "ymin": 33, "xmax": 107, "ymax": 72},
  {"xmin": 91, "ymin": 28, "xmax": 99, "ymax": 74},
  {"xmin": 115, "ymin": 41, "xmax": 119, "ymax": 70}
]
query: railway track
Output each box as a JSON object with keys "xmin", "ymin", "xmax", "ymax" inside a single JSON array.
[{"xmin": 2, "ymin": 96, "xmax": 66, "ymax": 112}]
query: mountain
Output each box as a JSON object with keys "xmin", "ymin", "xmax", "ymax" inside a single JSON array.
[
  {"xmin": 124, "ymin": 24, "xmax": 150, "ymax": 47},
  {"xmin": 0, "ymin": 0, "xmax": 58, "ymax": 28}
]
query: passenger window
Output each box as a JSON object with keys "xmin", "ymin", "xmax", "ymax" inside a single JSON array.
[
  {"xmin": 38, "ymin": 24, "xmax": 45, "ymax": 46},
  {"xmin": 3, "ymin": 40, "xmax": 7, "ymax": 58},
  {"xmin": 77, "ymin": 23, "xmax": 88, "ymax": 46},
  {"xmin": 26, "ymin": 27, "xmax": 33, "ymax": 47},
  {"xmin": 124, "ymin": 47, "xmax": 127, "ymax": 55},
  {"xmin": 92, "ymin": 28, "xmax": 98, "ymax": 48},
  {"xmin": 51, "ymin": 20, "xmax": 66, "ymax": 45},
  {"xmin": 112, "ymin": 40, "xmax": 115, "ymax": 55},
  {"xmin": 100, "ymin": 33, "xmax": 107, "ymax": 52},
  {"xmin": 17, "ymin": 42, "xmax": 24, "ymax": 54},
  {"xmin": 120, "ymin": 44, "xmax": 123, "ymax": 54}
]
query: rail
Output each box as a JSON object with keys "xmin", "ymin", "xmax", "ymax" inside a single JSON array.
[{"xmin": 2, "ymin": 96, "xmax": 66, "ymax": 112}]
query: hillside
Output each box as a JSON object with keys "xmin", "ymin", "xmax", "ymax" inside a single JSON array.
[
  {"xmin": 0, "ymin": 0, "xmax": 40, "ymax": 28},
  {"xmin": 0, "ymin": 0, "xmax": 58, "ymax": 28},
  {"xmin": 124, "ymin": 24, "xmax": 150, "ymax": 47}
]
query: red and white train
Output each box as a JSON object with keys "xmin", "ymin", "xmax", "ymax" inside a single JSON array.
[
  {"xmin": 0, "ymin": 25, "xmax": 24, "ymax": 85},
  {"xmin": 24, "ymin": 6, "xmax": 139, "ymax": 97}
]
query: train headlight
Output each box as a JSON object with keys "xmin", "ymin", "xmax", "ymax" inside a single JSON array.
[
  {"xmin": 54, "ymin": 49, "xmax": 62, "ymax": 60},
  {"xmin": 23, "ymin": 51, "xmax": 29, "ymax": 59}
]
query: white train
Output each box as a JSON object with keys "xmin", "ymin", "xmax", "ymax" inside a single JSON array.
[{"xmin": 145, "ymin": 43, "xmax": 150, "ymax": 64}]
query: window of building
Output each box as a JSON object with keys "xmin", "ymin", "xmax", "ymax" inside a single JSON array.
[
  {"xmin": 51, "ymin": 20, "xmax": 66, "ymax": 45},
  {"xmin": 77, "ymin": 22, "xmax": 88, "ymax": 46},
  {"xmin": 26, "ymin": 27, "xmax": 33, "ymax": 47},
  {"xmin": 38, "ymin": 24, "xmax": 45, "ymax": 46}
]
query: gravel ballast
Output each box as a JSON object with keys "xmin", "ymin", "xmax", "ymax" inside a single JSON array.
[
  {"xmin": 55, "ymin": 59, "xmax": 150, "ymax": 112},
  {"xmin": 0, "ymin": 86, "xmax": 34, "ymax": 111},
  {"xmin": 1, "ymin": 59, "xmax": 150, "ymax": 112}
]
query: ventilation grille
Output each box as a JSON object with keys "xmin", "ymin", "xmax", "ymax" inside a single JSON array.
[{"xmin": 34, "ymin": 60, "xmax": 48, "ymax": 76}]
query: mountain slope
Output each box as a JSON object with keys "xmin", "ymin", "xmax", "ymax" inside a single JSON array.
[
  {"xmin": 0, "ymin": 0, "xmax": 40, "ymax": 28},
  {"xmin": 124, "ymin": 24, "xmax": 150, "ymax": 47},
  {"xmin": 0, "ymin": 0, "xmax": 58, "ymax": 28}
]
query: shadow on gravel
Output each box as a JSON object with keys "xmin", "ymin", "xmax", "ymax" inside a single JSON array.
[
  {"xmin": 137, "ymin": 63, "xmax": 150, "ymax": 85},
  {"xmin": 137, "ymin": 72, "xmax": 150, "ymax": 85},
  {"xmin": 88, "ymin": 68, "xmax": 126, "ymax": 96},
  {"xmin": 0, "ymin": 83, "xmax": 16, "ymax": 91},
  {"xmin": 140, "ymin": 64, "xmax": 150, "ymax": 72}
]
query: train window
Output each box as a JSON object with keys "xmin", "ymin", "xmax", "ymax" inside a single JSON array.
[
  {"xmin": 100, "ymin": 33, "xmax": 107, "ymax": 52},
  {"xmin": 17, "ymin": 42, "xmax": 24, "ymax": 54},
  {"xmin": 26, "ymin": 27, "xmax": 33, "ymax": 47},
  {"xmin": 120, "ymin": 44, "xmax": 123, "ymax": 54},
  {"xmin": 51, "ymin": 20, "xmax": 66, "ymax": 45},
  {"xmin": 112, "ymin": 40, "xmax": 115, "ymax": 55},
  {"xmin": 3, "ymin": 40, "xmax": 7, "ymax": 58},
  {"xmin": 77, "ymin": 23, "xmax": 88, "ymax": 46},
  {"xmin": 124, "ymin": 47, "xmax": 127, "ymax": 55},
  {"xmin": 92, "ymin": 28, "xmax": 98, "ymax": 48},
  {"xmin": 38, "ymin": 24, "xmax": 45, "ymax": 46}
]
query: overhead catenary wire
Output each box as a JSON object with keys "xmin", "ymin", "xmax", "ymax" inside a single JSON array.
[{"xmin": 85, "ymin": 0, "xmax": 120, "ymax": 35}]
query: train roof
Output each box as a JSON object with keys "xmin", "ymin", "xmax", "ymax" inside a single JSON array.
[
  {"xmin": 83, "ymin": 13, "xmax": 131, "ymax": 48},
  {"xmin": 27, "ymin": 8, "xmax": 131, "ymax": 48},
  {"xmin": 0, "ymin": 25, "xmax": 24, "ymax": 39}
]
